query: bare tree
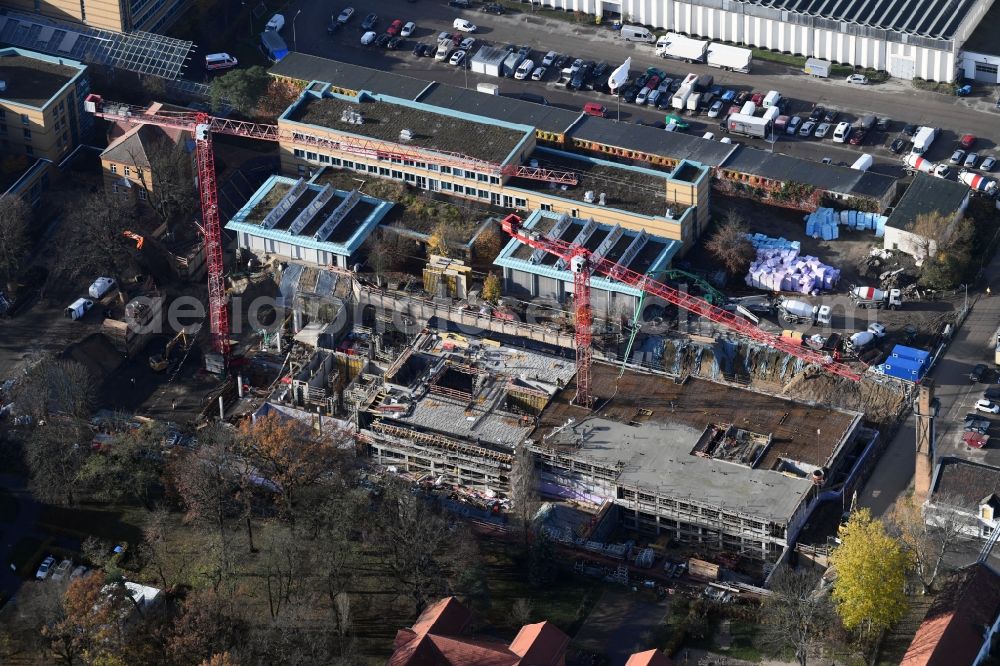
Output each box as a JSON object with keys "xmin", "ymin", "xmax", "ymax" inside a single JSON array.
[
  {"xmin": 706, "ymin": 212, "xmax": 756, "ymax": 277},
  {"xmin": 128, "ymin": 135, "xmax": 198, "ymax": 229},
  {"xmin": 52, "ymin": 192, "xmax": 136, "ymax": 286},
  {"xmin": 886, "ymin": 494, "xmax": 969, "ymax": 594},
  {"xmin": 510, "ymin": 598, "xmax": 533, "ymax": 627},
  {"xmin": 0, "ymin": 195, "xmax": 30, "ymax": 285},
  {"xmin": 12, "ymin": 355, "xmax": 94, "ymax": 422},
  {"xmin": 372, "ymin": 482, "xmax": 458, "ymax": 613},
  {"xmin": 760, "ymin": 567, "xmax": 833, "ymax": 666},
  {"xmin": 510, "ymin": 444, "xmax": 540, "ymax": 548},
  {"xmin": 24, "ymin": 423, "xmax": 85, "ymax": 505}
]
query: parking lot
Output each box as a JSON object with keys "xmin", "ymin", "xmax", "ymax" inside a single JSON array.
[{"xmin": 285, "ymin": 0, "xmax": 1000, "ymax": 180}]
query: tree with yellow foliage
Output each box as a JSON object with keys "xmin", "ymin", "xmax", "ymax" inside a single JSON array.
[
  {"xmin": 482, "ymin": 273, "xmax": 502, "ymax": 304},
  {"xmin": 829, "ymin": 508, "xmax": 911, "ymax": 638}
]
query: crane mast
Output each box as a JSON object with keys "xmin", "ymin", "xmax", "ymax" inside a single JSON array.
[{"xmin": 500, "ymin": 213, "xmax": 862, "ymax": 403}]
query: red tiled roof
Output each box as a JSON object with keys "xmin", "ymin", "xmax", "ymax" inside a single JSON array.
[
  {"xmin": 508, "ymin": 621, "xmax": 570, "ymax": 665},
  {"xmin": 411, "ymin": 597, "xmax": 472, "ymax": 638},
  {"xmin": 625, "ymin": 649, "xmax": 673, "ymax": 666},
  {"xmin": 901, "ymin": 563, "xmax": 1000, "ymax": 666}
]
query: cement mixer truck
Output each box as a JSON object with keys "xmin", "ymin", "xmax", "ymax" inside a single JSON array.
[
  {"xmin": 850, "ymin": 286, "xmax": 902, "ymax": 310},
  {"xmin": 959, "ymin": 170, "xmax": 999, "ymax": 196},
  {"xmin": 904, "ymin": 153, "xmax": 950, "ymax": 178},
  {"xmin": 777, "ymin": 298, "xmax": 832, "ymax": 326}
]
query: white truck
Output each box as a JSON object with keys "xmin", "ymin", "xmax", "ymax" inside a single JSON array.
[
  {"xmin": 739, "ymin": 101, "xmax": 756, "ymax": 116},
  {"xmin": 804, "ymin": 58, "xmax": 831, "ymax": 77},
  {"xmin": 686, "ymin": 92, "xmax": 702, "ymax": 112},
  {"xmin": 671, "ymin": 84, "xmax": 693, "ymax": 110},
  {"xmin": 910, "ymin": 126, "xmax": 938, "ymax": 155},
  {"xmin": 724, "ymin": 113, "xmax": 772, "ymax": 139},
  {"xmin": 778, "ymin": 298, "xmax": 832, "ymax": 325},
  {"xmin": 850, "ymin": 286, "xmax": 902, "ymax": 309},
  {"xmin": 850, "ymin": 154, "xmax": 873, "ymax": 171},
  {"xmin": 904, "ymin": 153, "xmax": 950, "ymax": 178}
]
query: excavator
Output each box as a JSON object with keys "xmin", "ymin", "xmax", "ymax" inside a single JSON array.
[{"xmin": 149, "ymin": 329, "xmax": 191, "ymax": 372}]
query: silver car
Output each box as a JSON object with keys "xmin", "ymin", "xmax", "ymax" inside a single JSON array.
[
  {"xmin": 799, "ymin": 120, "xmax": 816, "ymax": 137},
  {"xmin": 814, "ymin": 122, "xmax": 831, "ymax": 139}
]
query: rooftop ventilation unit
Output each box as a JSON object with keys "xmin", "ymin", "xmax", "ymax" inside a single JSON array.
[
  {"xmin": 598, "ymin": 192, "xmax": 606, "ymax": 206},
  {"xmin": 399, "ymin": 128, "xmax": 414, "ymax": 142},
  {"xmin": 339, "ymin": 109, "xmax": 364, "ymax": 124},
  {"xmin": 583, "ymin": 190, "xmax": 595, "ymax": 203}
]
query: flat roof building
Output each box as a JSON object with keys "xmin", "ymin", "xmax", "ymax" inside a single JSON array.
[
  {"xmin": 884, "ymin": 174, "xmax": 971, "ymax": 259},
  {"xmin": 226, "ymin": 175, "xmax": 394, "ymax": 269},
  {"xmin": 278, "ymin": 85, "xmax": 710, "ymax": 251},
  {"xmin": 530, "ymin": 364, "xmax": 871, "ymax": 562},
  {"xmin": 495, "ymin": 209, "xmax": 680, "ymax": 315}
]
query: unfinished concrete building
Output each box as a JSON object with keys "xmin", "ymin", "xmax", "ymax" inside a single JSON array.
[
  {"xmin": 355, "ymin": 331, "xmax": 576, "ymax": 493},
  {"xmin": 530, "ymin": 364, "xmax": 872, "ymax": 562}
]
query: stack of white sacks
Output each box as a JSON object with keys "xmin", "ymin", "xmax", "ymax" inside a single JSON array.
[
  {"xmin": 744, "ymin": 234, "xmax": 840, "ymax": 294},
  {"xmin": 804, "ymin": 207, "xmax": 889, "ymax": 240}
]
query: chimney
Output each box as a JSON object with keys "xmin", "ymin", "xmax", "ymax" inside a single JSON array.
[{"xmin": 914, "ymin": 379, "xmax": 934, "ymax": 502}]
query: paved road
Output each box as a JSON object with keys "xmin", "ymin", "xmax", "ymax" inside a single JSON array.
[
  {"xmin": 290, "ymin": 0, "xmax": 1000, "ymax": 175},
  {"xmin": 860, "ymin": 247, "xmax": 1000, "ymax": 518}
]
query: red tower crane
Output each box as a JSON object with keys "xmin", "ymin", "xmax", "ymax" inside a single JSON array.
[
  {"xmin": 500, "ymin": 213, "xmax": 862, "ymax": 406},
  {"xmin": 84, "ymin": 95, "xmax": 578, "ymax": 359}
]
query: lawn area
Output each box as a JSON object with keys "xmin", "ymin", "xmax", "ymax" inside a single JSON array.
[
  {"xmin": 751, "ymin": 48, "xmax": 806, "ymax": 69},
  {"xmin": 722, "ymin": 620, "xmax": 763, "ymax": 662},
  {"xmin": 477, "ymin": 545, "xmax": 603, "ymax": 637}
]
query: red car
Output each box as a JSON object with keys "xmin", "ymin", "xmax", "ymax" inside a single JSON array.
[
  {"xmin": 849, "ymin": 129, "xmax": 866, "ymax": 145},
  {"xmin": 960, "ymin": 133, "xmax": 976, "ymax": 149},
  {"xmin": 387, "ymin": 19, "xmax": 404, "ymax": 36},
  {"xmin": 750, "ymin": 92, "xmax": 764, "ymax": 105},
  {"xmin": 645, "ymin": 75, "xmax": 660, "ymax": 90}
]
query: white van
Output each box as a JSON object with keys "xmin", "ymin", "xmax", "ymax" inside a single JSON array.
[
  {"xmin": 832, "ymin": 121, "xmax": 852, "ymax": 143},
  {"xmin": 65, "ymin": 298, "xmax": 93, "ymax": 321},
  {"xmin": 620, "ymin": 25, "xmax": 655, "ymax": 43},
  {"xmin": 762, "ymin": 90, "xmax": 781, "ymax": 108},
  {"xmin": 514, "ymin": 59, "xmax": 534, "ymax": 80},
  {"xmin": 477, "ymin": 82, "xmax": 499, "ymax": 95},
  {"xmin": 205, "ymin": 53, "xmax": 238, "ymax": 71},
  {"xmin": 88, "ymin": 277, "xmax": 117, "ymax": 299},
  {"xmin": 453, "ymin": 18, "xmax": 477, "ymax": 32}
]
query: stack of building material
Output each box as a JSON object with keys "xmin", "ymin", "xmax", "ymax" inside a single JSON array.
[
  {"xmin": 745, "ymin": 247, "xmax": 840, "ymax": 293},
  {"xmin": 803, "ymin": 207, "xmax": 890, "ymax": 239},
  {"xmin": 745, "ymin": 233, "xmax": 800, "ymax": 252}
]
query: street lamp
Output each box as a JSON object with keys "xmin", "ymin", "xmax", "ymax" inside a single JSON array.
[
  {"xmin": 241, "ymin": 1, "xmax": 253, "ymax": 37},
  {"xmin": 292, "ymin": 9, "xmax": 302, "ymax": 51}
]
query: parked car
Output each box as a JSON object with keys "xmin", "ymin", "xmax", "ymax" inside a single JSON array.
[
  {"xmin": 336, "ymin": 7, "xmax": 354, "ymax": 23},
  {"xmin": 51, "ymin": 559, "xmax": 73, "ymax": 582},
  {"xmin": 877, "ymin": 117, "xmax": 890, "ymax": 131},
  {"xmin": 460, "ymin": 37, "xmax": 476, "ymax": 50},
  {"xmin": 35, "ymin": 556, "xmax": 55, "ymax": 580},
  {"xmin": 799, "ymin": 120, "xmax": 816, "ymax": 137},
  {"xmin": 360, "ymin": 31, "xmax": 377, "ymax": 45},
  {"xmin": 453, "ymin": 18, "xmax": 477, "ymax": 32},
  {"xmin": 531, "ymin": 66, "xmax": 546, "ymax": 81},
  {"xmin": 902, "ymin": 123, "xmax": 918, "ymax": 137},
  {"xmin": 448, "ymin": 0, "xmax": 472, "ymax": 6},
  {"xmin": 665, "ymin": 114, "xmax": 689, "ymax": 130},
  {"xmin": 386, "ymin": 35, "xmax": 402, "ymax": 49},
  {"xmin": 514, "ymin": 58, "xmax": 534, "ymax": 79},
  {"xmin": 481, "ymin": 2, "xmax": 505, "ymax": 13},
  {"xmin": 720, "ymin": 89, "xmax": 736, "ymax": 102},
  {"xmin": 808, "ymin": 106, "xmax": 825, "ymax": 122},
  {"xmin": 981, "ymin": 155, "xmax": 996, "ymax": 171},
  {"xmin": 822, "ymin": 109, "xmax": 839, "ymax": 123},
  {"xmin": 734, "ymin": 91, "xmax": 751, "ymax": 105},
  {"xmin": 326, "ymin": 15, "xmax": 342, "ymax": 34},
  {"xmin": 265, "ymin": 13, "xmax": 284, "ymax": 31},
  {"xmin": 449, "ymin": 50, "xmax": 467, "ymax": 66},
  {"xmin": 552, "ymin": 54, "xmax": 569, "ymax": 69},
  {"xmin": 376, "ymin": 33, "xmax": 392, "ymax": 47},
  {"xmin": 69, "ymin": 565, "xmax": 88, "ymax": 580},
  {"xmin": 984, "ymin": 386, "xmax": 1000, "ymax": 400},
  {"xmin": 950, "ymin": 149, "xmax": 966, "ymax": 165},
  {"xmin": 707, "ymin": 100, "xmax": 724, "ymax": 118},
  {"xmin": 636, "ymin": 86, "xmax": 651, "ymax": 105},
  {"xmin": 815, "ymin": 122, "xmax": 832, "ymax": 139},
  {"xmin": 972, "ymin": 363, "xmax": 988, "ymax": 383},
  {"xmin": 412, "ymin": 43, "xmax": 427, "ymax": 56},
  {"xmin": 645, "ymin": 75, "xmax": 660, "ymax": 90},
  {"xmin": 960, "ymin": 133, "xmax": 976, "ymax": 149},
  {"xmin": 541, "ymin": 51, "xmax": 558, "ymax": 67},
  {"xmin": 592, "ymin": 62, "xmax": 609, "ymax": 78},
  {"xmin": 890, "ymin": 138, "xmax": 906, "ymax": 154},
  {"xmin": 846, "ymin": 73, "xmax": 869, "ymax": 85},
  {"xmin": 965, "ymin": 152, "xmax": 980, "ymax": 168},
  {"xmin": 656, "ymin": 94, "xmax": 673, "ymax": 110},
  {"xmin": 401, "ymin": 21, "xmax": 416, "ymax": 37},
  {"xmin": 361, "ymin": 13, "xmax": 378, "ymax": 29},
  {"xmin": 786, "ymin": 116, "xmax": 803, "ymax": 135},
  {"xmin": 849, "ymin": 129, "xmax": 867, "ymax": 145},
  {"xmin": 976, "ymin": 399, "xmax": 1000, "ymax": 414}
]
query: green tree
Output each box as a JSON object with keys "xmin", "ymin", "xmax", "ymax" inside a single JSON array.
[
  {"xmin": 77, "ymin": 423, "xmax": 165, "ymax": 508},
  {"xmin": 829, "ymin": 508, "xmax": 911, "ymax": 637},
  {"xmin": 210, "ymin": 66, "xmax": 270, "ymax": 117},
  {"xmin": 482, "ymin": 273, "xmax": 502, "ymax": 304}
]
